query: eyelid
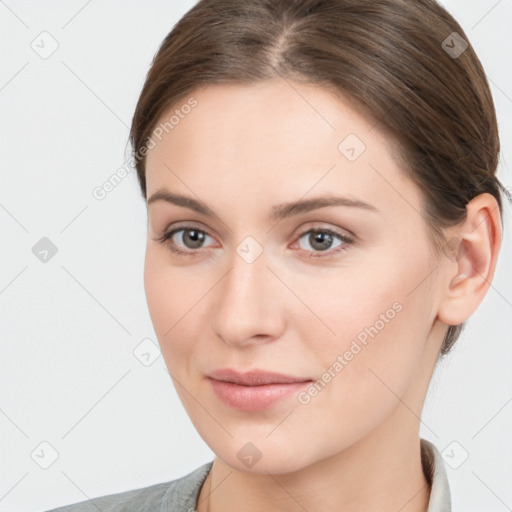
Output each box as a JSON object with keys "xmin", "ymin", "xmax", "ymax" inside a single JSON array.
[
  {"xmin": 156, "ymin": 220, "xmax": 212, "ymax": 239},
  {"xmin": 157, "ymin": 222, "xmax": 352, "ymax": 242},
  {"xmin": 293, "ymin": 220, "xmax": 356, "ymax": 241},
  {"xmin": 156, "ymin": 222, "xmax": 216, "ymax": 247}
]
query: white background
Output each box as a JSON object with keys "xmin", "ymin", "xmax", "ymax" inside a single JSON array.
[{"xmin": 0, "ymin": 1, "xmax": 511, "ymax": 511}]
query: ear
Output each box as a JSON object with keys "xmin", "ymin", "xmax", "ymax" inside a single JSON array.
[{"xmin": 437, "ymin": 193, "xmax": 502, "ymax": 326}]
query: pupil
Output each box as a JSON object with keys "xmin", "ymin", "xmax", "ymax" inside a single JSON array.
[
  {"xmin": 311, "ymin": 232, "xmax": 332, "ymax": 251},
  {"xmin": 185, "ymin": 229, "xmax": 204, "ymax": 249}
]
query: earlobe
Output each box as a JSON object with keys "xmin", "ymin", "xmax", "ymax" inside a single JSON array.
[{"xmin": 437, "ymin": 193, "xmax": 502, "ymax": 326}]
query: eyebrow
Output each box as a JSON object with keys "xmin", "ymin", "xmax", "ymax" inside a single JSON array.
[{"xmin": 147, "ymin": 189, "xmax": 379, "ymax": 222}]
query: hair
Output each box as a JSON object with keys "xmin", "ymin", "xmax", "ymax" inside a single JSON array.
[{"xmin": 129, "ymin": 0, "xmax": 509, "ymax": 357}]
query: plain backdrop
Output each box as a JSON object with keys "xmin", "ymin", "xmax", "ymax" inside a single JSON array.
[{"xmin": 0, "ymin": 1, "xmax": 511, "ymax": 511}]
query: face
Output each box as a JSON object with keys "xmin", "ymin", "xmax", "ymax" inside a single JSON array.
[{"xmin": 143, "ymin": 79, "xmax": 445, "ymax": 474}]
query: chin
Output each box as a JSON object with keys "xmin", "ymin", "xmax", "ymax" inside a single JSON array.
[{"xmin": 206, "ymin": 433, "xmax": 322, "ymax": 475}]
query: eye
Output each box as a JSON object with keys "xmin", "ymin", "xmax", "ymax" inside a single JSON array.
[
  {"xmin": 294, "ymin": 227, "xmax": 354, "ymax": 258},
  {"xmin": 157, "ymin": 226, "xmax": 215, "ymax": 257},
  {"xmin": 156, "ymin": 224, "xmax": 355, "ymax": 259}
]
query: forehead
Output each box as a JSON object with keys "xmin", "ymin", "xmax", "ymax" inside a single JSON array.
[
  {"xmin": 147, "ymin": 79, "xmax": 378, "ymax": 166},
  {"xmin": 144, "ymin": 79, "xmax": 421, "ymax": 216}
]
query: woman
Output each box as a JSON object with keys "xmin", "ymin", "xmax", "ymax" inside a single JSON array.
[{"xmin": 47, "ymin": 0, "xmax": 507, "ymax": 511}]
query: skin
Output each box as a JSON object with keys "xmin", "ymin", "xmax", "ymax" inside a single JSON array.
[{"xmin": 143, "ymin": 78, "xmax": 501, "ymax": 512}]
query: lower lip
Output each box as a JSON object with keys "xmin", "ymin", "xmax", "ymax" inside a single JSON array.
[{"xmin": 208, "ymin": 378, "xmax": 311, "ymax": 411}]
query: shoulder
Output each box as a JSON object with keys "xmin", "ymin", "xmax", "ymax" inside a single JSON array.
[{"xmin": 43, "ymin": 462, "xmax": 213, "ymax": 512}]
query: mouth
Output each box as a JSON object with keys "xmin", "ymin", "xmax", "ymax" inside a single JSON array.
[
  {"xmin": 208, "ymin": 368, "xmax": 313, "ymax": 385},
  {"xmin": 207, "ymin": 369, "xmax": 313, "ymax": 411}
]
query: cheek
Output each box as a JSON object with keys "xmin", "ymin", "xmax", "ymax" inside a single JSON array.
[
  {"xmin": 295, "ymin": 250, "xmax": 436, "ymax": 422},
  {"xmin": 144, "ymin": 249, "xmax": 198, "ymax": 361},
  {"xmin": 284, "ymin": 303, "xmax": 429, "ymax": 457},
  {"xmin": 144, "ymin": 250, "xmax": 174, "ymax": 338},
  {"xmin": 143, "ymin": 247, "xmax": 222, "ymax": 387}
]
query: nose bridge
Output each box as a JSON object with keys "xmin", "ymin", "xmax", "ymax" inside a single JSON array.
[{"xmin": 213, "ymin": 238, "xmax": 283, "ymax": 346}]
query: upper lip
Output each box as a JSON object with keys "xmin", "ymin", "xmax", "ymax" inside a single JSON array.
[{"xmin": 208, "ymin": 369, "xmax": 312, "ymax": 386}]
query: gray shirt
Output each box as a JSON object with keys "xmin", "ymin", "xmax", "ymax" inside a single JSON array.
[{"xmin": 44, "ymin": 438, "xmax": 451, "ymax": 512}]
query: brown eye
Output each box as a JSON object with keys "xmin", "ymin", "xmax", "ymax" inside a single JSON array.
[
  {"xmin": 158, "ymin": 226, "xmax": 215, "ymax": 256},
  {"xmin": 176, "ymin": 228, "xmax": 207, "ymax": 249},
  {"xmin": 304, "ymin": 231, "xmax": 336, "ymax": 252},
  {"xmin": 295, "ymin": 228, "xmax": 354, "ymax": 258}
]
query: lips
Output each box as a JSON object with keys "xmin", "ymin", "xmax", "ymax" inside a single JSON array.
[
  {"xmin": 207, "ymin": 369, "xmax": 313, "ymax": 411},
  {"xmin": 208, "ymin": 368, "xmax": 312, "ymax": 386}
]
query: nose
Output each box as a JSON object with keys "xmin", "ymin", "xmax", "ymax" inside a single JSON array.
[{"xmin": 212, "ymin": 244, "xmax": 286, "ymax": 348}]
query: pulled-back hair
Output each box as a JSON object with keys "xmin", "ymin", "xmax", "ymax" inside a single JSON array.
[{"xmin": 130, "ymin": 0, "xmax": 508, "ymax": 356}]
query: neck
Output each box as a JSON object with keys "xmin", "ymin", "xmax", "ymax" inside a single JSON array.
[
  {"xmin": 196, "ymin": 313, "xmax": 445, "ymax": 512},
  {"xmin": 198, "ymin": 409, "xmax": 431, "ymax": 512}
]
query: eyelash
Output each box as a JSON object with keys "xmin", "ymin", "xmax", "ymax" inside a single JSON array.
[{"xmin": 156, "ymin": 224, "xmax": 355, "ymax": 259}]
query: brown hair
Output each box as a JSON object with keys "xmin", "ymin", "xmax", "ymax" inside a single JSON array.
[{"xmin": 129, "ymin": 0, "xmax": 508, "ymax": 357}]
